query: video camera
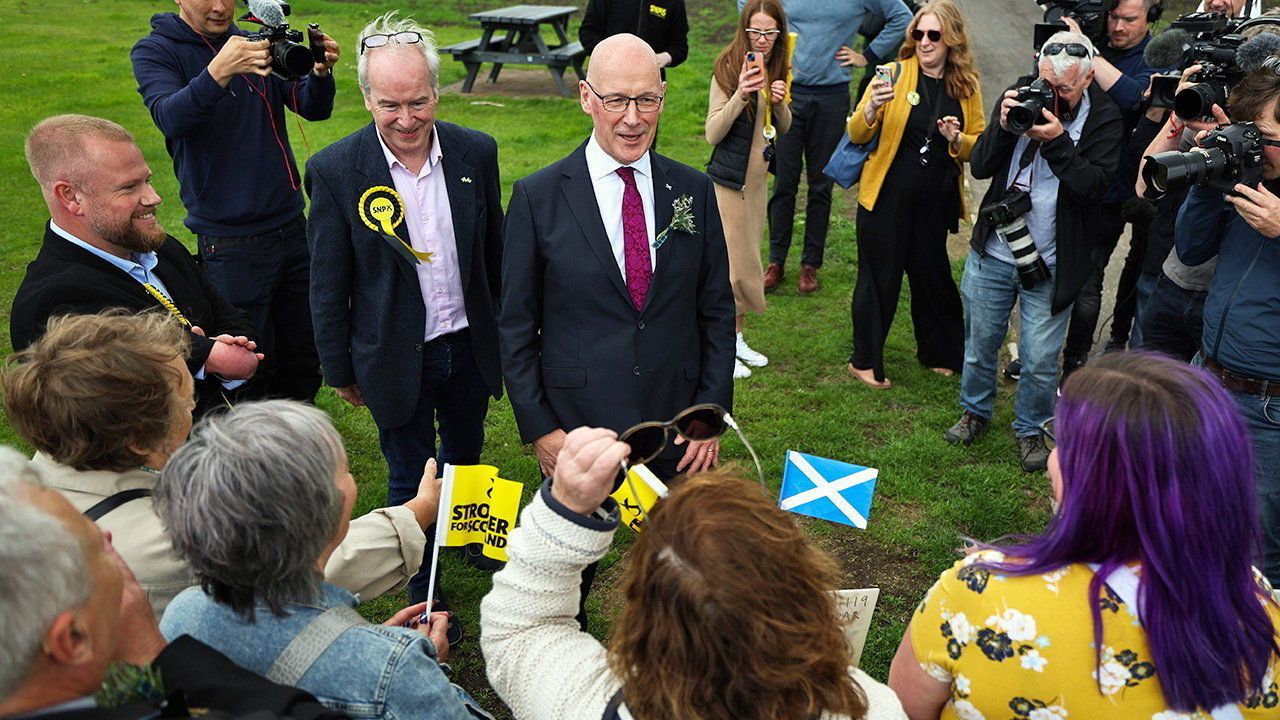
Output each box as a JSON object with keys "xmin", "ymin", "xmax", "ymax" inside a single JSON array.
[
  {"xmin": 1034, "ymin": 0, "xmax": 1109, "ymax": 49},
  {"xmin": 1007, "ymin": 78, "xmax": 1061, "ymax": 135},
  {"xmin": 1141, "ymin": 122, "xmax": 1265, "ymax": 196},
  {"xmin": 241, "ymin": 0, "xmax": 327, "ymax": 81}
]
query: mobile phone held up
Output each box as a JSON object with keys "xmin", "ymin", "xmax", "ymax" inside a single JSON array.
[
  {"xmin": 874, "ymin": 64, "xmax": 894, "ymax": 86},
  {"xmin": 745, "ymin": 51, "xmax": 767, "ymax": 83}
]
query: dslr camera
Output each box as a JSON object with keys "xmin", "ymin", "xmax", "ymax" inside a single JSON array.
[
  {"xmin": 1034, "ymin": 0, "xmax": 1108, "ymax": 49},
  {"xmin": 241, "ymin": 0, "xmax": 327, "ymax": 81},
  {"xmin": 1173, "ymin": 32, "xmax": 1246, "ymax": 121},
  {"xmin": 980, "ymin": 188, "xmax": 1052, "ymax": 289},
  {"xmin": 1142, "ymin": 122, "xmax": 1265, "ymax": 196},
  {"xmin": 1007, "ymin": 78, "xmax": 1059, "ymax": 135}
]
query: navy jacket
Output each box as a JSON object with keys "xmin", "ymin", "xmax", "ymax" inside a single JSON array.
[
  {"xmin": 131, "ymin": 14, "xmax": 335, "ymax": 236},
  {"xmin": 1100, "ymin": 34, "xmax": 1156, "ymax": 202},
  {"xmin": 305, "ymin": 122, "xmax": 504, "ymax": 429},
  {"xmin": 1176, "ymin": 185, "xmax": 1280, "ymax": 379},
  {"xmin": 499, "ymin": 144, "xmax": 735, "ymax": 451}
]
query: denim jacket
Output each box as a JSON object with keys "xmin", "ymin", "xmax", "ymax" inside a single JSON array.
[{"xmin": 161, "ymin": 583, "xmax": 486, "ymax": 720}]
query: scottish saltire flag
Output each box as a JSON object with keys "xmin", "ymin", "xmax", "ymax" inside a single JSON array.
[{"xmin": 779, "ymin": 451, "xmax": 878, "ymax": 528}]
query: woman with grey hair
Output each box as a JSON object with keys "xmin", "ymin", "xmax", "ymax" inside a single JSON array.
[{"xmin": 157, "ymin": 400, "xmax": 490, "ymax": 720}]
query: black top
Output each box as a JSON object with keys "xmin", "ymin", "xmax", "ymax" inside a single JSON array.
[
  {"xmin": 579, "ymin": 0, "xmax": 689, "ymax": 68},
  {"xmin": 886, "ymin": 71, "xmax": 963, "ymax": 191}
]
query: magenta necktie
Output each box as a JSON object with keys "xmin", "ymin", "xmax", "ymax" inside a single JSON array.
[{"xmin": 616, "ymin": 166, "xmax": 651, "ymax": 311}]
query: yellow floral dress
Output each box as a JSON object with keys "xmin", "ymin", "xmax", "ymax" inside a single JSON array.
[{"xmin": 910, "ymin": 550, "xmax": 1280, "ymax": 719}]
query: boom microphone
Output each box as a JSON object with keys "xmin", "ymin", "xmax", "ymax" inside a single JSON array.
[
  {"xmin": 1144, "ymin": 28, "xmax": 1192, "ymax": 69},
  {"xmin": 1236, "ymin": 32, "xmax": 1280, "ymax": 72},
  {"xmin": 247, "ymin": 0, "xmax": 287, "ymax": 27}
]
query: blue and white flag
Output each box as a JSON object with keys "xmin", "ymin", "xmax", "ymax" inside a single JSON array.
[{"xmin": 779, "ymin": 450, "xmax": 878, "ymax": 529}]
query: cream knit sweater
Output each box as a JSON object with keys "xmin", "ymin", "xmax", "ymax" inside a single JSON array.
[{"xmin": 480, "ymin": 484, "xmax": 908, "ymax": 720}]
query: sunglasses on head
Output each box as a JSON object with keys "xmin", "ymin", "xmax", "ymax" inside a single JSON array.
[
  {"xmin": 911, "ymin": 28, "xmax": 942, "ymax": 42},
  {"xmin": 1041, "ymin": 42, "xmax": 1091, "ymax": 58}
]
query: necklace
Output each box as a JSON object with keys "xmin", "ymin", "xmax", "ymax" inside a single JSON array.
[{"xmin": 916, "ymin": 72, "xmax": 946, "ymax": 168}]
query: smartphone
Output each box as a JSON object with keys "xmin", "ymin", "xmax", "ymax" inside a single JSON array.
[
  {"xmin": 874, "ymin": 64, "xmax": 894, "ymax": 86},
  {"xmin": 745, "ymin": 51, "xmax": 767, "ymax": 82}
]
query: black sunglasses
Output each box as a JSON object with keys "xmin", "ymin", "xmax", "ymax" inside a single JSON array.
[
  {"xmin": 620, "ymin": 404, "xmax": 728, "ymax": 467},
  {"xmin": 911, "ymin": 28, "xmax": 942, "ymax": 42},
  {"xmin": 1042, "ymin": 42, "xmax": 1091, "ymax": 58}
]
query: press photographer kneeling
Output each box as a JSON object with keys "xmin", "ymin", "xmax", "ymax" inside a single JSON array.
[
  {"xmin": 945, "ymin": 30, "xmax": 1123, "ymax": 472},
  {"xmin": 1146, "ymin": 64, "xmax": 1280, "ymax": 584}
]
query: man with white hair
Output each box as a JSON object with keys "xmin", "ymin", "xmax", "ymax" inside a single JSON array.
[
  {"xmin": 943, "ymin": 31, "xmax": 1123, "ymax": 472},
  {"xmin": 0, "ymin": 448, "xmax": 348, "ymax": 720},
  {"xmin": 306, "ymin": 13, "xmax": 504, "ymax": 600}
]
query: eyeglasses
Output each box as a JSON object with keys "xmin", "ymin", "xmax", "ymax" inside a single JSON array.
[
  {"xmin": 746, "ymin": 28, "xmax": 782, "ymax": 40},
  {"xmin": 360, "ymin": 31, "xmax": 424, "ymax": 55},
  {"xmin": 617, "ymin": 404, "xmax": 766, "ymax": 520},
  {"xmin": 911, "ymin": 28, "xmax": 942, "ymax": 42},
  {"xmin": 584, "ymin": 80, "xmax": 664, "ymax": 113},
  {"xmin": 1041, "ymin": 42, "xmax": 1092, "ymax": 59}
]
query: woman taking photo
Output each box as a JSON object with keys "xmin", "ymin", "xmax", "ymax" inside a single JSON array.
[
  {"xmin": 890, "ymin": 352, "xmax": 1280, "ymax": 718},
  {"xmin": 845, "ymin": 0, "xmax": 983, "ymax": 389},
  {"xmin": 706, "ymin": 0, "xmax": 791, "ymax": 379}
]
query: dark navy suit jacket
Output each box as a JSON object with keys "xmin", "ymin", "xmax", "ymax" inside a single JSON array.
[
  {"xmin": 305, "ymin": 122, "xmax": 503, "ymax": 429},
  {"xmin": 499, "ymin": 142, "xmax": 735, "ymax": 454}
]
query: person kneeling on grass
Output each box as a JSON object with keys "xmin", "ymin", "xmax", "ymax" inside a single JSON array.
[{"xmin": 479, "ymin": 426, "xmax": 908, "ymax": 720}]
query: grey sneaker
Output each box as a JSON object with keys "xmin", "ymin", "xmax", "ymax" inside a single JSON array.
[
  {"xmin": 944, "ymin": 411, "xmax": 989, "ymax": 445},
  {"xmin": 1018, "ymin": 434, "xmax": 1050, "ymax": 473}
]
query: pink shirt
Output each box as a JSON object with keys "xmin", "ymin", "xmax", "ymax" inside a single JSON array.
[{"xmin": 376, "ymin": 126, "xmax": 469, "ymax": 341}]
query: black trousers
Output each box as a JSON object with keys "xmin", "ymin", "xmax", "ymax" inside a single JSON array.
[
  {"xmin": 1107, "ymin": 218, "xmax": 1149, "ymax": 347},
  {"xmin": 197, "ymin": 215, "xmax": 322, "ymax": 402},
  {"xmin": 849, "ymin": 193, "xmax": 964, "ymax": 382},
  {"xmin": 1063, "ymin": 202, "xmax": 1126, "ymax": 363},
  {"xmin": 1139, "ymin": 272, "xmax": 1207, "ymax": 363},
  {"xmin": 768, "ymin": 89, "xmax": 850, "ymax": 269}
]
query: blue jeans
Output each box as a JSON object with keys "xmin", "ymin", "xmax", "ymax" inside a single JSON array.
[
  {"xmin": 1128, "ymin": 272, "xmax": 1156, "ymax": 350},
  {"xmin": 1230, "ymin": 388, "xmax": 1280, "ymax": 584},
  {"xmin": 377, "ymin": 330, "xmax": 489, "ymax": 602},
  {"xmin": 959, "ymin": 252, "xmax": 1071, "ymax": 437},
  {"xmin": 1137, "ymin": 272, "xmax": 1206, "ymax": 362}
]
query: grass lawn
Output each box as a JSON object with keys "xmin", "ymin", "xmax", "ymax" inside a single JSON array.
[{"xmin": 0, "ymin": 0, "xmax": 1049, "ymax": 715}]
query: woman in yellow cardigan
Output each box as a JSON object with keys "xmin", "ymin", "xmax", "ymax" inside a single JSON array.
[{"xmin": 845, "ymin": 0, "xmax": 984, "ymax": 389}]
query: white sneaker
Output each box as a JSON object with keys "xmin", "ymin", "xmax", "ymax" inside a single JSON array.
[
  {"xmin": 736, "ymin": 332, "xmax": 769, "ymax": 367},
  {"xmin": 733, "ymin": 358, "xmax": 752, "ymax": 379}
]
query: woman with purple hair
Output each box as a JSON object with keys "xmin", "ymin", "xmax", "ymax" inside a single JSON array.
[{"xmin": 887, "ymin": 352, "xmax": 1280, "ymax": 718}]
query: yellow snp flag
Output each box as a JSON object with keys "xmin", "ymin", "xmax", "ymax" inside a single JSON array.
[
  {"xmin": 610, "ymin": 464, "xmax": 668, "ymax": 533},
  {"xmin": 440, "ymin": 464, "xmax": 523, "ymax": 561}
]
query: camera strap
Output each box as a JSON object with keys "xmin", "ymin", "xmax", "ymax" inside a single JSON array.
[{"xmin": 1009, "ymin": 140, "xmax": 1041, "ymax": 191}]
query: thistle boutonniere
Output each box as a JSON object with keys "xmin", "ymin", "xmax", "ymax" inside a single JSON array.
[
  {"xmin": 653, "ymin": 194, "xmax": 696, "ymax": 249},
  {"xmin": 95, "ymin": 663, "xmax": 165, "ymax": 707}
]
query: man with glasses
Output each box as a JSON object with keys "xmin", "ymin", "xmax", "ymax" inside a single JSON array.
[
  {"xmin": 1057, "ymin": 0, "xmax": 1159, "ymax": 374},
  {"xmin": 305, "ymin": 13, "xmax": 505, "ymax": 599},
  {"xmin": 131, "ymin": 0, "xmax": 340, "ymax": 404},
  {"xmin": 945, "ymin": 31, "xmax": 1123, "ymax": 472},
  {"xmin": 738, "ymin": 0, "xmax": 912, "ymax": 295},
  {"xmin": 500, "ymin": 33, "xmax": 734, "ymax": 485}
]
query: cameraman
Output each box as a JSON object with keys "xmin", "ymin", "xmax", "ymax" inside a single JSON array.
[
  {"xmin": 944, "ymin": 31, "xmax": 1123, "ymax": 472},
  {"xmin": 1059, "ymin": 0, "xmax": 1160, "ymax": 374},
  {"xmin": 1174, "ymin": 67, "xmax": 1280, "ymax": 583},
  {"xmin": 130, "ymin": 0, "xmax": 340, "ymax": 403}
]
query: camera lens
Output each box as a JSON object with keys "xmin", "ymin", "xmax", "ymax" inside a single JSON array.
[
  {"xmin": 276, "ymin": 40, "xmax": 315, "ymax": 80},
  {"xmin": 1007, "ymin": 100, "xmax": 1043, "ymax": 135},
  {"xmin": 1142, "ymin": 149, "xmax": 1213, "ymax": 196},
  {"xmin": 1174, "ymin": 83, "xmax": 1226, "ymax": 122}
]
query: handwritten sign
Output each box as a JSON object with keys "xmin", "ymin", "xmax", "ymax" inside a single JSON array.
[{"xmin": 832, "ymin": 588, "xmax": 880, "ymax": 668}]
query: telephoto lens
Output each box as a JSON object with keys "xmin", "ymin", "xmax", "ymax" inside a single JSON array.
[
  {"xmin": 1141, "ymin": 122, "xmax": 1264, "ymax": 196},
  {"xmin": 996, "ymin": 217, "xmax": 1052, "ymax": 289},
  {"xmin": 1142, "ymin": 149, "xmax": 1216, "ymax": 196},
  {"xmin": 1174, "ymin": 81, "xmax": 1228, "ymax": 122}
]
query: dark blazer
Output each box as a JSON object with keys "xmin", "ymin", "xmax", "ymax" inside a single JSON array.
[
  {"xmin": 305, "ymin": 121, "xmax": 503, "ymax": 429},
  {"xmin": 500, "ymin": 143, "xmax": 735, "ymax": 453},
  {"xmin": 10, "ymin": 225, "xmax": 256, "ymax": 415},
  {"xmin": 969, "ymin": 79, "xmax": 1124, "ymax": 315}
]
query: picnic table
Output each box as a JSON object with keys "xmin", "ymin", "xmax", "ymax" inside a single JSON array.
[{"xmin": 441, "ymin": 5, "xmax": 587, "ymax": 97}]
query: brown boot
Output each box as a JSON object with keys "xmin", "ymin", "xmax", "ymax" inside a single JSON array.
[
  {"xmin": 797, "ymin": 265, "xmax": 819, "ymax": 294},
  {"xmin": 763, "ymin": 263, "xmax": 784, "ymax": 292}
]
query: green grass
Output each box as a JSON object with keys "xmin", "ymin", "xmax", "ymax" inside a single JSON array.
[{"xmin": 0, "ymin": 0, "xmax": 1049, "ymax": 716}]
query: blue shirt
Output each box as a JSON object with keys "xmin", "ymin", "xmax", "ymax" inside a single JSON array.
[
  {"xmin": 1175, "ymin": 185, "xmax": 1280, "ymax": 379},
  {"xmin": 736, "ymin": 0, "xmax": 912, "ymax": 87},
  {"xmin": 161, "ymin": 583, "xmax": 483, "ymax": 720},
  {"xmin": 985, "ymin": 91, "xmax": 1092, "ymax": 268}
]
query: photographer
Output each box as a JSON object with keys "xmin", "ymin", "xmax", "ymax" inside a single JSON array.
[
  {"xmin": 130, "ymin": 0, "xmax": 340, "ymax": 403},
  {"xmin": 1173, "ymin": 66, "xmax": 1280, "ymax": 584},
  {"xmin": 1059, "ymin": 0, "xmax": 1160, "ymax": 374},
  {"xmin": 944, "ymin": 31, "xmax": 1123, "ymax": 473}
]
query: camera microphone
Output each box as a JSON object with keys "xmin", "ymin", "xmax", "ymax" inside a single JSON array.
[
  {"xmin": 247, "ymin": 0, "xmax": 287, "ymax": 27},
  {"xmin": 1235, "ymin": 32, "xmax": 1280, "ymax": 73},
  {"xmin": 1144, "ymin": 28, "xmax": 1192, "ymax": 69}
]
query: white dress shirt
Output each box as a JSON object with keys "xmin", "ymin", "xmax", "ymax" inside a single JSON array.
[
  {"xmin": 584, "ymin": 134, "xmax": 658, "ymax": 278},
  {"xmin": 376, "ymin": 126, "xmax": 469, "ymax": 342}
]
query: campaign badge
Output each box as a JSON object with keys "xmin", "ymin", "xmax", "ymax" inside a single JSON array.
[{"xmin": 358, "ymin": 186, "xmax": 433, "ymax": 263}]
